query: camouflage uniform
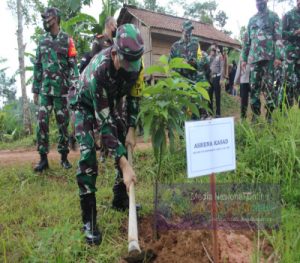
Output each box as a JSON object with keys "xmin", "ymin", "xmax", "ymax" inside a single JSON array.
[
  {"xmin": 32, "ymin": 29, "xmax": 79, "ymax": 155},
  {"xmin": 70, "ymin": 24, "xmax": 143, "ymax": 246},
  {"xmin": 91, "ymin": 33, "xmax": 114, "ymax": 57},
  {"xmin": 78, "ymin": 34, "xmax": 114, "ymax": 74},
  {"xmin": 282, "ymin": 7, "xmax": 300, "ymax": 107},
  {"xmin": 242, "ymin": 8, "xmax": 283, "ymax": 118},
  {"xmin": 170, "ymin": 20, "xmax": 210, "ymax": 119},
  {"xmin": 170, "ymin": 23, "xmax": 209, "ymax": 83},
  {"xmin": 70, "ymin": 24, "xmax": 143, "ymax": 196}
]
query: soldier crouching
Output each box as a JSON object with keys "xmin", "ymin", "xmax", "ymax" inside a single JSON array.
[{"xmin": 70, "ymin": 24, "xmax": 144, "ymax": 245}]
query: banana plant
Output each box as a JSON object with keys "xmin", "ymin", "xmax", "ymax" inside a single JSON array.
[{"xmin": 62, "ymin": 0, "xmax": 120, "ymax": 36}]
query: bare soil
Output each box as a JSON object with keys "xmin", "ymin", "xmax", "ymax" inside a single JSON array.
[{"xmin": 120, "ymin": 216, "xmax": 273, "ymax": 263}]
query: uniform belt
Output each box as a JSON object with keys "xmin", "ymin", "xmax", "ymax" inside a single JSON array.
[{"xmin": 212, "ymin": 73, "xmax": 221, "ymax": 78}]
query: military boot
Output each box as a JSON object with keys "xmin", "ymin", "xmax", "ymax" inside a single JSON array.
[
  {"xmin": 80, "ymin": 193, "xmax": 102, "ymax": 246},
  {"xmin": 69, "ymin": 135, "xmax": 77, "ymax": 151},
  {"xmin": 34, "ymin": 153, "xmax": 49, "ymax": 172},
  {"xmin": 61, "ymin": 153, "xmax": 72, "ymax": 169},
  {"xmin": 112, "ymin": 180, "xmax": 141, "ymax": 212},
  {"xmin": 112, "ymin": 180, "xmax": 129, "ymax": 211}
]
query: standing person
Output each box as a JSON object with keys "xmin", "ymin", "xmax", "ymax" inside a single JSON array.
[
  {"xmin": 78, "ymin": 16, "xmax": 117, "ymax": 74},
  {"xmin": 32, "ymin": 7, "xmax": 79, "ymax": 172},
  {"xmin": 170, "ymin": 20, "xmax": 210, "ymax": 118},
  {"xmin": 208, "ymin": 44, "xmax": 224, "ymax": 118},
  {"xmin": 70, "ymin": 24, "xmax": 144, "ymax": 245},
  {"xmin": 234, "ymin": 56, "xmax": 251, "ymax": 119},
  {"xmin": 229, "ymin": 60, "xmax": 237, "ymax": 95},
  {"xmin": 90, "ymin": 16, "xmax": 117, "ymax": 58},
  {"xmin": 93, "ymin": 16, "xmax": 117, "ymax": 161},
  {"xmin": 242, "ymin": 0, "xmax": 283, "ymax": 122},
  {"xmin": 77, "ymin": 17, "xmax": 117, "ymax": 161},
  {"xmin": 282, "ymin": 0, "xmax": 300, "ymax": 108}
]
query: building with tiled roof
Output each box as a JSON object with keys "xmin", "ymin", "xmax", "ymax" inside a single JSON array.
[{"xmin": 118, "ymin": 5, "xmax": 241, "ymax": 69}]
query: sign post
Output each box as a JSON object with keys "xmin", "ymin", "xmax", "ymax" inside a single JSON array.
[
  {"xmin": 210, "ymin": 173, "xmax": 218, "ymax": 263},
  {"xmin": 185, "ymin": 117, "xmax": 236, "ymax": 263}
]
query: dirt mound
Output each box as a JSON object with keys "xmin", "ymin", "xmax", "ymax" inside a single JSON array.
[{"xmin": 121, "ymin": 216, "xmax": 273, "ymax": 263}]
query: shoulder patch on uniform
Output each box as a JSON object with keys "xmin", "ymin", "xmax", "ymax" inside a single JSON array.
[{"xmin": 68, "ymin": 37, "xmax": 77, "ymax": 57}]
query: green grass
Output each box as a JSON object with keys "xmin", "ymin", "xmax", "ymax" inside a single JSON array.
[
  {"xmin": 0, "ymin": 156, "xmax": 154, "ymax": 262},
  {"xmin": 0, "ymin": 135, "xmax": 35, "ymax": 151},
  {"xmin": 1, "ymin": 102, "xmax": 300, "ymax": 262}
]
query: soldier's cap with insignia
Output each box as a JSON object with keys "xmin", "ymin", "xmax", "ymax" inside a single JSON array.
[
  {"xmin": 41, "ymin": 7, "xmax": 60, "ymax": 20},
  {"xmin": 115, "ymin": 23, "xmax": 144, "ymax": 72},
  {"xmin": 182, "ymin": 20, "xmax": 194, "ymax": 31}
]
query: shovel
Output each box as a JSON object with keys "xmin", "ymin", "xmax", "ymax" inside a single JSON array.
[{"xmin": 124, "ymin": 145, "xmax": 156, "ymax": 263}]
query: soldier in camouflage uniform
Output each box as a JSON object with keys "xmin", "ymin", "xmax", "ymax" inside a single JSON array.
[
  {"xmin": 32, "ymin": 8, "xmax": 79, "ymax": 172},
  {"xmin": 242, "ymin": 0, "xmax": 283, "ymax": 122},
  {"xmin": 78, "ymin": 17, "xmax": 117, "ymax": 161},
  {"xmin": 170, "ymin": 20, "xmax": 210, "ymax": 118},
  {"xmin": 70, "ymin": 24, "xmax": 144, "ymax": 245},
  {"xmin": 282, "ymin": 0, "xmax": 300, "ymax": 108}
]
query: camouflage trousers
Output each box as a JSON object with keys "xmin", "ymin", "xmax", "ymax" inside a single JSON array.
[
  {"xmin": 75, "ymin": 109, "xmax": 127, "ymax": 196},
  {"xmin": 284, "ymin": 58, "xmax": 300, "ymax": 107},
  {"xmin": 250, "ymin": 60, "xmax": 276, "ymax": 117},
  {"xmin": 36, "ymin": 94, "xmax": 70, "ymax": 155}
]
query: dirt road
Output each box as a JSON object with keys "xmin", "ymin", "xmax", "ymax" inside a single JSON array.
[{"xmin": 0, "ymin": 138, "xmax": 151, "ymax": 167}]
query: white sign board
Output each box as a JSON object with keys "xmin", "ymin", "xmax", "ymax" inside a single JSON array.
[{"xmin": 185, "ymin": 117, "xmax": 236, "ymax": 178}]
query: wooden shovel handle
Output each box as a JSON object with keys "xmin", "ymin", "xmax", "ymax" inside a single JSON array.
[{"xmin": 127, "ymin": 145, "xmax": 141, "ymax": 253}]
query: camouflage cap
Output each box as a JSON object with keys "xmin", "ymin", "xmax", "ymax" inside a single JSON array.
[
  {"xmin": 182, "ymin": 20, "xmax": 194, "ymax": 31},
  {"xmin": 41, "ymin": 7, "xmax": 60, "ymax": 20},
  {"xmin": 115, "ymin": 23, "xmax": 144, "ymax": 72}
]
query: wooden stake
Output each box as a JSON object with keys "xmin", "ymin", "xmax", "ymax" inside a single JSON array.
[{"xmin": 210, "ymin": 173, "xmax": 219, "ymax": 263}]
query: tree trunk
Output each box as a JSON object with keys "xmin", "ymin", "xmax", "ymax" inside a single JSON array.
[{"xmin": 17, "ymin": 0, "xmax": 32, "ymax": 134}]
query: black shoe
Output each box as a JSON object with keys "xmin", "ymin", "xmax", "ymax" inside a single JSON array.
[
  {"xmin": 61, "ymin": 153, "xmax": 72, "ymax": 169},
  {"xmin": 112, "ymin": 181, "xmax": 142, "ymax": 212},
  {"xmin": 83, "ymin": 222, "xmax": 102, "ymax": 245},
  {"xmin": 69, "ymin": 135, "xmax": 77, "ymax": 151},
  {"xmin": 80, "ymin": 193, "xmax": 102, "ymax": 246},
  {"xmin": 112, "ymin": 181, "xmax": 129, "ymax": 211},
  {"xmin": 34, "ymin": 154, "xmax": 49, "ymax": 172}
]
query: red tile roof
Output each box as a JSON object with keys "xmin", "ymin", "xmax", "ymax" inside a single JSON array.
[{"xmin": 118, "ymin": 5, "xmax": 241, "ymax": 49}]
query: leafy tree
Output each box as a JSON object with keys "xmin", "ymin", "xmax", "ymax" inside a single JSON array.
[
  {"xmin": 273, "ymin": 0, "xmax": 293, "ymax": 5},
  {"xmin": 139, "ymin": 56, "xmax": 210, "ymax": 237},
  {"xmin": 239, "ymin": 25, "xmax": 247, "ymax": 43},
  {"xmin": 7, "ymin": 0, "xmax": 34, "ymax": 134},
  {"xmin": 182, "ymin": 0, "xmax": 217, "ymax": 24},
  {"xmin": 49, "ymin": 0, "xmax": 92, "ymax": 20},
  {"xmin": 215, "ymin": 10, "xmax": 227, "ymax": 29},
  {"xmin": 180, "ymin": 0, "xmax": 230, "ymax": 34},
  {"xmin": 0, "ymin": 58, "xmax": 16, "ymax": 105},
  {"xmin": 143, "ymin": 0, "xmax": 166, "ymax": 13}
]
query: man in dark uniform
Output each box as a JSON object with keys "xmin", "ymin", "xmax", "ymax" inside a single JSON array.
[{"xmin": 78, "ymin": 16, "xmax": 117, "ymax": 74}]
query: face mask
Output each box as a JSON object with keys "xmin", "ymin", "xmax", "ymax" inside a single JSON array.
[
  {"xmin": 118, "ymin": 67, "xmax": 138, "ymax": 83},
  {"xmin": 183, "ymin": 30, "xmax": 192, "ymax": 41},
  {"xmin": 43, "ymin": 17, "xmax": 54, "ymax": 32},
  {"xmin": 112, "ymin": 29, "xmax": 117, "ymax": 38}
]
